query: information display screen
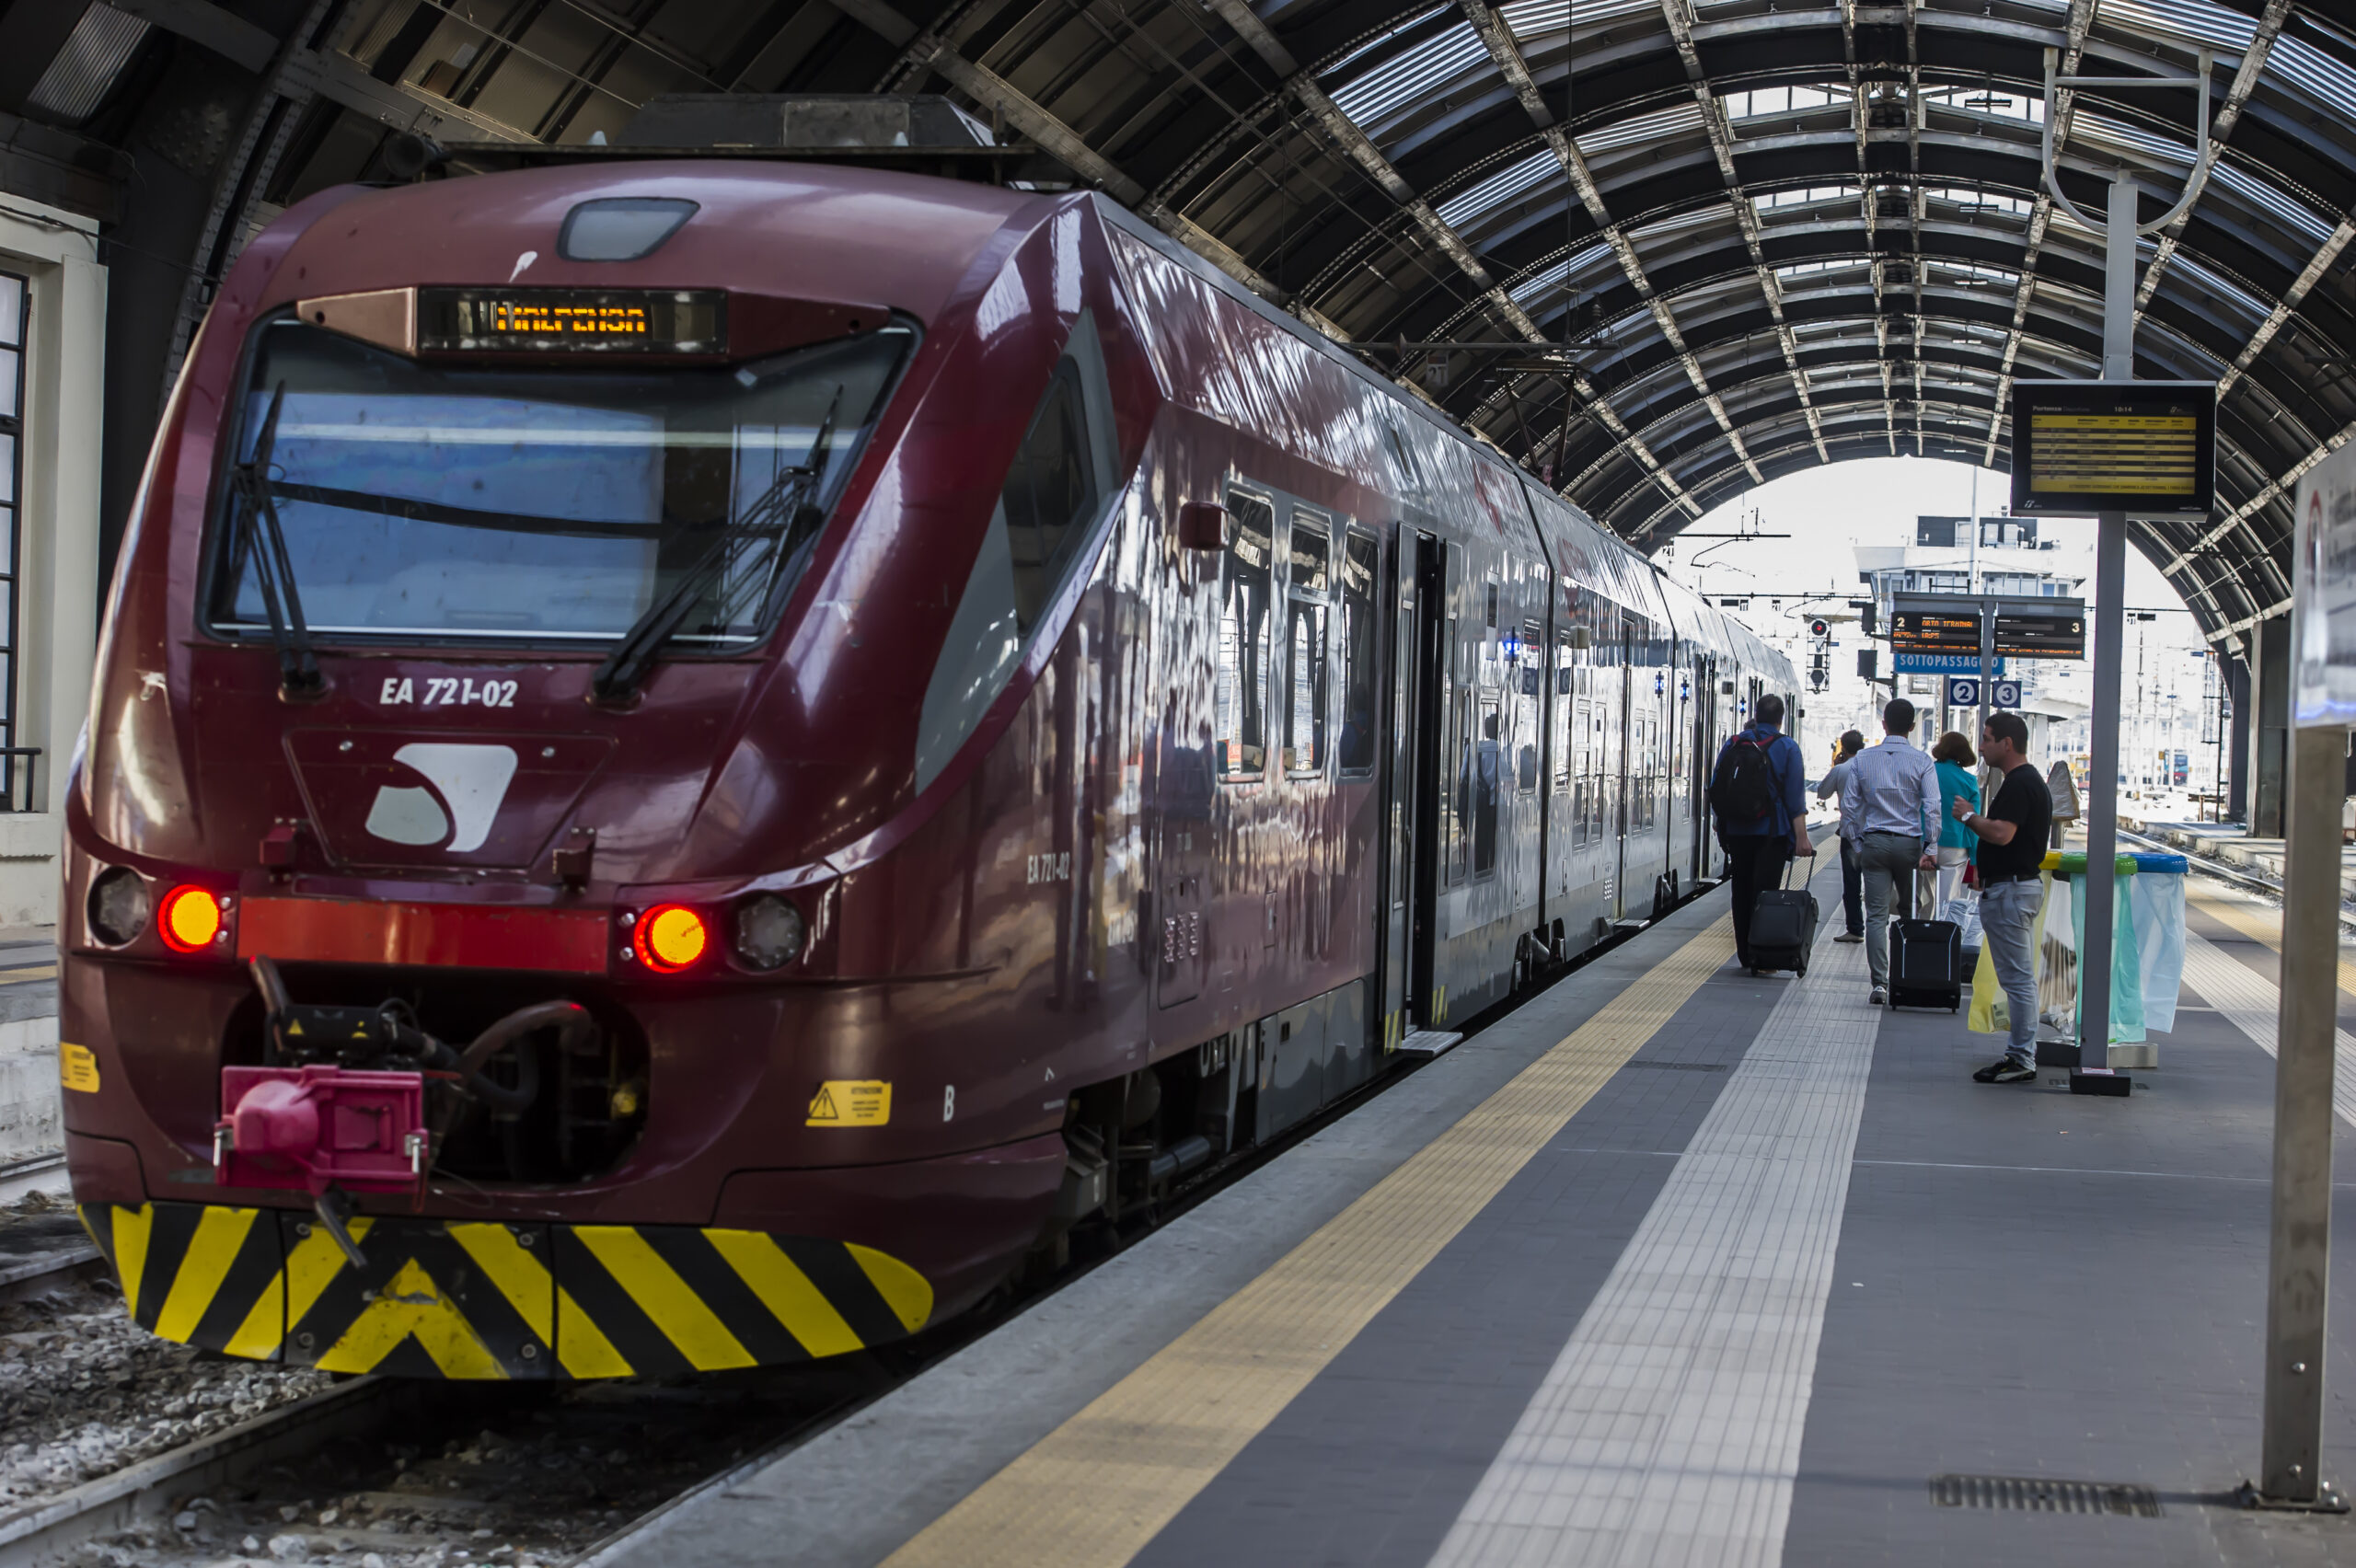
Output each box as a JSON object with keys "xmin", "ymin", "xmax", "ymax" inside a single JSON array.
[
  {"xmin": 417, "ymin": 288, "xmax": 726, "ymax": 354},
  {"xmin": 1890, "ymin": 609, "xmax": 1982, "ymax": 654},
  {"xmin": 1995, "ymin": 609, "xmax": 2085, "ymax": 660},
  {"xmin": 2009, "ymin": 380, "xmax": 2215, "ymax": 516}
]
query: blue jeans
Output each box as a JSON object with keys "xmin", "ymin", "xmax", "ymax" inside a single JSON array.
[
  {"xmin": 1840, "ymin": 836, "xmax": 1864, "ymax": 935},
  {"xmin": 1980, "ymin": 877, "xmax": 2041, "ymax": 1060}
]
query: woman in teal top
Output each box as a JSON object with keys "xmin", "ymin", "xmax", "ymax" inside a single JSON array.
[{"xmin": 1929, "ymin": 731, "xmax": 1980, "ymax": 917}]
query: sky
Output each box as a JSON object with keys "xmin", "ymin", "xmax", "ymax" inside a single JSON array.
[
  {"xmin": 1650, "ymin": 457, "xmax": 2219, "ymax": 780},
  {"xmin": 1653, "ymin": 456, "xmax": 2200, "ymax": 635}
]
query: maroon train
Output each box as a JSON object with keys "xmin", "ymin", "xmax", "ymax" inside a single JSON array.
[{"xmin": 62, "ymin": 144, "xmax": 1794, "ymax": 1378}]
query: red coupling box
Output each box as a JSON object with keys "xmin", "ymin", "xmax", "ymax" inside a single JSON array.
[{"xmin": 214, "ymin": 1065, "xmax": 427, "ymax": 1193}]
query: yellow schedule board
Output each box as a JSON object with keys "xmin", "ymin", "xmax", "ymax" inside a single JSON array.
[{"xmin": 2010, "ymin": 381, "xmax": 2215, "ymax": 516}]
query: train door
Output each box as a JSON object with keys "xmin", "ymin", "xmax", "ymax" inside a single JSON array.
[
  {"xmin": 1690, "ymin": 653, "xmax": 1715, "ymax": 886},
  {"xmin": 1378, "ymin": 529, "xmax": 1413, "ymax": 1050},
  {"xmin": 1611, "ymin": 614, "xmax": 1633, "ymax": 919},
  {"xmin": 1404, "ymin": 535, "xmax": 1449, "ymax": 1027}
]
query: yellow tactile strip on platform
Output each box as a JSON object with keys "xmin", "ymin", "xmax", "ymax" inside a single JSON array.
[
  {"xmin": 2184, "ymin": 884, "xmax": 2356, "ymax": 998},
  {"xmin": 883, "ymin": 915, "xmax": 1738, "ymax": 1568}
]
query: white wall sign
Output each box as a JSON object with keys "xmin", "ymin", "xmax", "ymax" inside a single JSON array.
[{"xmin": 2293, "ymin": 444, "xmax": 2356, "ymax": 728}]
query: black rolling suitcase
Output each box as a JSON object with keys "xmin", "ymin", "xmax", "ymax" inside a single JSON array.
[
  {"xmin": 1749, "ymin": 861, "xmax": 1819, "ymax": 976},
  {"xmin": 1889, "ymin": 918, "xmax": 1964, "ymax": 1011}
]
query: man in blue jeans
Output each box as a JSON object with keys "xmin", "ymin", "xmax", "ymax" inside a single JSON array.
[{"xmin": 1951, "ymin": 711, "xmax": 2054, "ymax": 1082}]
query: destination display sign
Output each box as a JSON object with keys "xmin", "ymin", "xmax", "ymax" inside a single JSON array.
[
  {"xmin": 1889, "ymin": 609, "xmax": 1982, "ymax": 654},
  {"xmin": 2009, "ymin": 380, "xmax": 2216, "ymax": 516},
  {"xmin": 1995, "ymin": 606, "xmax": 2086, "ymax": 660},
  {"xmin": 417, "ymin": 288, "xmax": 727, "ymax": 354}
]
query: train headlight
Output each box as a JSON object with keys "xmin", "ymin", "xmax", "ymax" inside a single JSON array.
[
  {"xmin": 633, "ymin": 904, "xmax": 709, "ymax": 973},
  {"xmin": 732, "ymin": 895, "xmax": 805, "ymax": 971},
  {"xmin": 158, "ymin": 885, "xmax": 225, "ymax": 953},
  {"xmin": 87, "ymin": 867, "xmax": 150, "ymax": 947}
]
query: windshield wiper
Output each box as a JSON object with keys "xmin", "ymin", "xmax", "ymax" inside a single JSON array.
[
  {"xmin": 228, "ymin": 382, "xmax": 323, "ymax": 698},
  {"xmin": 590, "ymin": 386, "xmax": 844, "ymax": 705}
]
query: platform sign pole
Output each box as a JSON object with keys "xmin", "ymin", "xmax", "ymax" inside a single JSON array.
[
  {"xmin": 2252, "ymin": 444, "xmax": 2356, "ymax": 1510},
  {"xmin": 2076, "ymin": 170, "xmax": 2142, "ymax": 1072},
  {"xmin": 1977, "ymin": 594, "xmax": 1992, "ymax": 773},
  {"xmin": 2258, "ymin": 723, "xmax": 2344, "ymax": 1506}
]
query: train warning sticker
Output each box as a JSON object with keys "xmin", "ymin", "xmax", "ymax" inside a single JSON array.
[
  {"xmin": 807, "ymin": 1079, "xmax": 890, "ymax": 1127},
  {"xmin": 59, "ymin": 1043, "xmax": 98, "ymax": 1093}
]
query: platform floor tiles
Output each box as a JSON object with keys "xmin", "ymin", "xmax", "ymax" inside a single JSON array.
[{"xmin": 601, "ymin": 854, "xmax": 2356, "ymax": 1568}]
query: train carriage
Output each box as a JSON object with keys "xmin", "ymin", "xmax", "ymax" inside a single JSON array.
[{"xmin": 64, "ymin": 144, "xmax": 1794, "ymax": 1378}]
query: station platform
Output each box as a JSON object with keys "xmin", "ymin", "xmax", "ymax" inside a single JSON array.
[{"xmin": 593, "ymin": 847, "xmax": 2356, "ymax": 1568}]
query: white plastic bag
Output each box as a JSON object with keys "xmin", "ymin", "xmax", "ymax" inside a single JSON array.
[{"xmin": 1949, "ymin": 886, "xmax": 1983, "ymax": 951}]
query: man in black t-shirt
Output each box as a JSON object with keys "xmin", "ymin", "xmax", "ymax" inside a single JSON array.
[{"xmin": 1952, "ymin": 710, "xmax": 2053, "ymax": 1082}]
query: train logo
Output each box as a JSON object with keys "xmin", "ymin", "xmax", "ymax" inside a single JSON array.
[{"xmin": 362, "ymin": 743, "xmax": 519, "ymax": 852}]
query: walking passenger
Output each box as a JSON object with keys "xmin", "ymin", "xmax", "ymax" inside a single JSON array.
[
  {"xmin": 1816, "ymin": 731, "xmax": 1868, "ymax": 943},
  {"xmin": 1956, "ymin": 711, "xmax": 2054, "ymax": 1083},
  {"xmin": 1708, "ymin": 694, "xmax": 1813, "ymax": 974},
  {"xmin": 1927, "ymin": 731, "xmax": 1980, "ymax": 917},
  {"xmin": 1838, "ymin": 698, "xmax": 1941, "ymax": 1006}
]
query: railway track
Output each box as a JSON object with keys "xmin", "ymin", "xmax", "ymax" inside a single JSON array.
[{"xmin": 1, "ymin": 884, "xmax": 1727, "ymax": 1567}]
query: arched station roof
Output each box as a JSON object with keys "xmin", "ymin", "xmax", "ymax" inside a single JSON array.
[{"xmin": 18, "ymin": 0, "xmax": 2356, "ymax": 647}]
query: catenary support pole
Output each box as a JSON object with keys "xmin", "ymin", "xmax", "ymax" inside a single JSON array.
[{"xmin": 2259, "ymin": 723, "xmax": 2347, "ymax": 1505}]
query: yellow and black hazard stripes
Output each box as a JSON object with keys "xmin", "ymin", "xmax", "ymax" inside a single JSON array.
[
  {"xmin": 282, "ymin": 1216, "xmax": 552, "ymax": 1378},
  {"xmin": 77, "ymin": 1202, "xmax": 935, "ymax": 1380},
  {"xmin": 81, "ymin": 1203, "xmax": 285, "ymax": 1361},
  {"xmin": 550, "ymin": 1226, "xmax": 933, "ymax": 1377}
]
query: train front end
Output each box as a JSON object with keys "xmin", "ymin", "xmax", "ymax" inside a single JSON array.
[{"xmin": 61, "ymin": 162, "xmax": 1086, "ymax": 1378}]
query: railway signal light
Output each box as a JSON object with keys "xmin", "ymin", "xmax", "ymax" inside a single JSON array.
[
  {"xmin": 633, "ymin": 904, "xmax": 709, "ymax": 973},
  {"xmin": 1808, "ymin": 617, "xmax": 1831, "ymax": 638},
  {"xmin": 158, "ymin": 885, "xmax": 225, "ymax": 953}
]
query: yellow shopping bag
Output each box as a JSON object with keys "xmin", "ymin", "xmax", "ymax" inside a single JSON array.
[{"xmin": 1968, "ymin": 871, "xmax": 2054, "ymax": 1034}]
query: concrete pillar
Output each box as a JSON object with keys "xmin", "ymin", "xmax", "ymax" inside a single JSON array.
[
  {"xmin": 2252, "ymin": 617, "xmax": 2292, "ymax": 838},
  {"xmin": 2228, "ymin": 655, "xmax": 2252, "ymax": 822}
]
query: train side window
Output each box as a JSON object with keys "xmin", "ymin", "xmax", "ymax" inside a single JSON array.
[
  {"xmin": 1337, "ymin": 531, "xmax": 1379, "ymax": 777},
  {"xmin": 1552, "ymin": 632, "xmax": 1573, "ymax": 788},
  {"xmin": 1516, "ymin": 619, "xmax": 1542, "ymax": 792},
  {"xmin": 1284, "ymin": 515, "xmax": 1331, "ymax": 776},
  {"xmin": 1000, "ymin": 363, "xmax": 1101, "ymax": 635},
  {"xmin": 1441, "ymin": 682, "xmax": 1461, "ymax": 885},
  {"xmin": 914, "ymin": 310, "xmax": 1118, "ymax": 793},
  {"xmin": 1218, "ymin": 490, "xmax": 1276, "ymax": 780},
  {"xmin": 1571, "ymin": 698, "xmax": 1588, "ymax": 846},
  {"xmin": 1472, "ymin": 695, "xmax": 1501, "ymax": 878}
]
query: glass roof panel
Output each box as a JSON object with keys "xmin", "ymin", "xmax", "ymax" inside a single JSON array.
[
  {"xmin": 1327, "ymin": 21, "xmax": 1490, "ymax": 129},
  {"xmin": 1500, "ymin": 0, "xmax": 1660, "ymax": 34},
  {"xmin": 2167, "ymin": 252, "xmax": 2272, "ymax": 324},
  {"xmin": 1508, "ymin": 241, "xmax": 1615, "ymax": 306},
  {"xmin": 1579, "ymin": 100, "xmax": 1705, "ymax": 155},
  {"xmin": 2097, "ymin": 0, "xmax": 2258, "ymax": 52},
  {"xmin": 2206, "ymin": 159, "xmax": 2335, "ymax": 244},
  {"xmin": 2272, "ymin": 35, "xmax": 2356, "ymax": 118},
  {"xmin": 2073, "ymin": 110, "xmax": 2196, "ymax": 168},
  {"xmin": 1436, "ymin": 149, "xmax": 1559, "ymax": 230},
  {"xmin": 1720, "ymin": 84, "xmax": 1850, "ymax": 121}
]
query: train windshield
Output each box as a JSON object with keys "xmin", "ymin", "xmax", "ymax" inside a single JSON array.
[{"xmin": 205, "ymin": 317, "xmax": 914, "ymax": 649}]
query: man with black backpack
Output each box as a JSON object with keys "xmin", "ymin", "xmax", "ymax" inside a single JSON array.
[{"xmin": 1707, "ymin": 693, "xmax": 1811, "ymax": 974}]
